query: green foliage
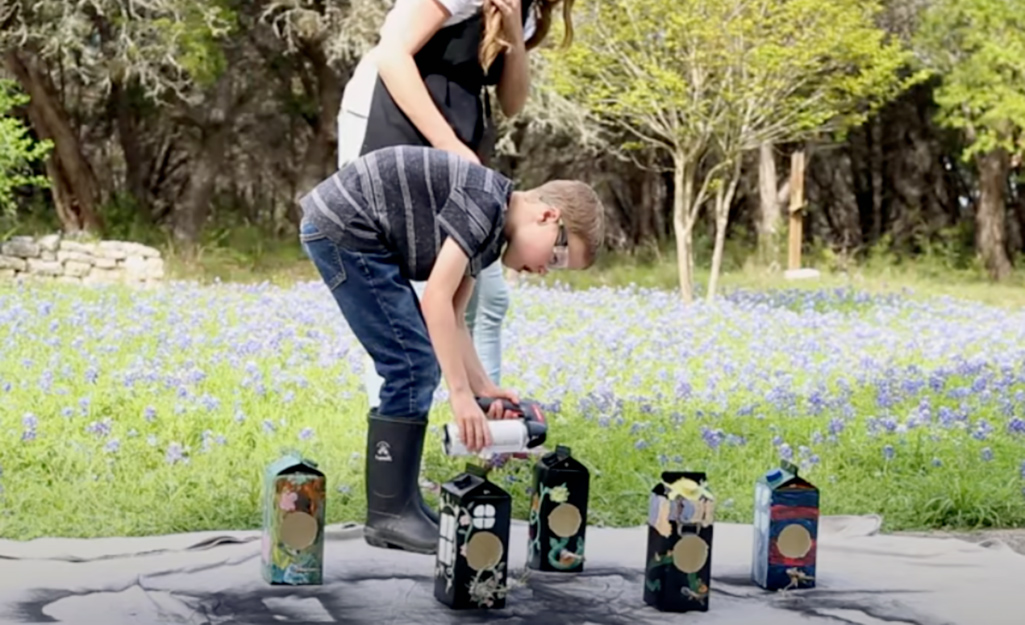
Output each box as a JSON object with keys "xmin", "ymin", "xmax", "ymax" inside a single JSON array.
[
  {"xmin": 0, "ymin": 81, "xmax": 52, "ymax": 217},
  {"xmin": 547, "ymin": 0, "xmax": 916, "ymax": 154},
  {"xmin": 915, "ymin": 0, "xmax": 1025, "ymax": 161},
  {"xmin": 151, "ymin": 2, "xmax": 238, "ymax": 87},
  {"xmin": 1, "ymin": 0, "xmax": 236, "ymax": 98}
]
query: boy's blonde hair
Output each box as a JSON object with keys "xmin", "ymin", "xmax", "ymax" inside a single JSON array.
[{"xmin": 531, "ymin": 180, "xmax": 605, "ymax": 267}]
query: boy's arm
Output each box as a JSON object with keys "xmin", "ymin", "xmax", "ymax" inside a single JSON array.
[
  {"xmin": 423, "ymin": 238, "xmax": 493, "ymax": 449},
  {"xmin": 452, "ymin": 274, "xmax": 492, "ymax": 395},
  {"xmin": 422, "ymin": 238, "xmax": 474, "ymax": 398}
]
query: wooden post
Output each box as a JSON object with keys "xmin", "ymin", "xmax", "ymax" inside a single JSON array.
[{"xmin": 787, "ymin": 151, "xmax": 806, "ymax": 271}]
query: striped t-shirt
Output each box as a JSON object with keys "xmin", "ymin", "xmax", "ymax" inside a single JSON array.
[{"xmin": 299, "ymin": 145, "xmax": 512, "ymax": 281}]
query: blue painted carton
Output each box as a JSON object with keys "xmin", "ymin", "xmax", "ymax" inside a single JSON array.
[{"xmin": 261, "ymin": 453, "xmax": 326, "ymax": 585}]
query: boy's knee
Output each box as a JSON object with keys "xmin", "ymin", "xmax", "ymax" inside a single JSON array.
[{"xmin": 411, "ymin": 362, "xmax": 440, "ymax": 411}]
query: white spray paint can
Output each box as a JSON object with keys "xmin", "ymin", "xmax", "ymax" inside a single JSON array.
[{"xmin": 442, "ymin": 398, "xmax": 548, "ymax": 457}]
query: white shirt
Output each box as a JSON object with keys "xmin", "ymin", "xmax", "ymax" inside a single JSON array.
[
  {"xmin": 338, "ymin": 0, "xmax": 535, "ymax": 166},
  {"xmin": 404, "ymin": 0, "xmax": 536, "ymax": 38}
]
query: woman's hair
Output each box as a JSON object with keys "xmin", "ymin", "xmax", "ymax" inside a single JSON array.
[{"xmin": 479, "ymin": 0, "xmax": 576, "ymax": 73}]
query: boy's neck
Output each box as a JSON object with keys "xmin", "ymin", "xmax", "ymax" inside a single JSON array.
[{"xmin": 503, "ymin": 191, "xmax": 529, "ymax": 238}]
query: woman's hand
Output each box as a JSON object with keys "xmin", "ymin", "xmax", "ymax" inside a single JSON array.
[
  {"xmin": 435, "ymin": 136, "xmax": 481, "ymax": 165},
  {"xmin": 491, "ymin": 0, "xmax": 525, "ymax": 43}
]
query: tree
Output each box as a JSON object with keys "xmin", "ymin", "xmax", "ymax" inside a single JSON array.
[
  {"xmin": 915, "ymin": 0, "xmax": 1025, "ymax": 281},
  {"xmin": 0, "ymin": 80, "xmax": 52, "ymax": 217},
  {"xmin": 1, "ymin": 0, "xmax": 233, "ymax": 233},
  {"xmin": 547, "ymin": 0, "xmax": 914, "ymax": 302},
  {"xmin": 258, "ymin": 0, "xmax": 391, "ymax": 220}
]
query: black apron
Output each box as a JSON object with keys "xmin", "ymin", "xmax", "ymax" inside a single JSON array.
[{"xmin": 360, "ymin": 1, "xmax": 534, "ymax": 166}]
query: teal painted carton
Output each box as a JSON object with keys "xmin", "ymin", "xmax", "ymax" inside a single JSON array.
[{"xmin": 261, "ymin": 453, "xmax": 326, "ymax": 585}]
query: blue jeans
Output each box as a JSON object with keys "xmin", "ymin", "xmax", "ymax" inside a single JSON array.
[
  {"xmin": 362, "ymin": 260, "xmax": 509, "ymax": 409},
  {"xmin": 300, "ymin": 219, "xmax": 440, "ymax": 420}
]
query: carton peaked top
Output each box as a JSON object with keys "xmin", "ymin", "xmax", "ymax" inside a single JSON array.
[
  {"xmin": 443, "ymin": 465, "xmax": 511, "ymax": 499},
  {"xmin": 541, "ymin": 445, "xmax": 589, "ymax": 472},
  {"xmin": 266, "ymin": 452, "xmax": 324, "ymax": 479},
  {"xmin": 654, "ymin": 471, "xmax": 714, "ymax": 502},
  {"xmin": 762, "ymin": 460, "xmax": 817, "ymax": 491}
]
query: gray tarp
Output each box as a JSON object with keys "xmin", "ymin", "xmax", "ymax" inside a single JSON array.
[{"xmin": 0, "ymin": 515, "xmax": 1020, "ymax": 625}]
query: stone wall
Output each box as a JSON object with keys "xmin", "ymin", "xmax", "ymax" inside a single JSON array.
[{"xmin": 0, "ymin": 234, "xmax": 166, "ymax": 286}]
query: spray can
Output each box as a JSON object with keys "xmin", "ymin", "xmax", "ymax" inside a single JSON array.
[{"xmin": 443, "ymin": 398, "xmax": 548, "ymax": 457}]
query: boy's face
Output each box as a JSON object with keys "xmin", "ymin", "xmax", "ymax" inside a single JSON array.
[{"xmin": 502, "ymin": 199, "xmax": 587, "ymax": 274}]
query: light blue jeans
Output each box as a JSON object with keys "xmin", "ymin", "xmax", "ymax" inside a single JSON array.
[{"xmin": 363, "ymin": 260, "xmax": 510, "ymax": 408}]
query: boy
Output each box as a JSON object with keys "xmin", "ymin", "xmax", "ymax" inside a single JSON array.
[{"xmin": 298, "ymin": 145, "xmax": 604, "ymax": 555}]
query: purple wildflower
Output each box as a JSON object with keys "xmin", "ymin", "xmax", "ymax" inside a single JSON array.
[
  {"xmin": 86, "ymin": 419, "xmax": 112, "ymax": 438},
  {"xmin": 166, "ymin": 442, "xmax": 187, "ymax": 465}
]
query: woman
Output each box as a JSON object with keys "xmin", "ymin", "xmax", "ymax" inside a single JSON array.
[
  {"xmin": 336, "ymin": 0, "xmax": 575, "ymax": 554},
  {"xmin": 343, "ymin": 0, "xmax": 574, "ymax": 399}
]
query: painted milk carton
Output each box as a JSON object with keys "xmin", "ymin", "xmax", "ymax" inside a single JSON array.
[
  {"xmin": 751, "ymin": 460, "xmax": 819, "ymax": 591},
  {"xmin": 643, "ymin": 471, "xmax": 716, "ymax": 612},
  {"xmin": 261, "ymin": 453, "xmax": 326, "ymax": 585},
  {"xmin": 527, "ymin": 445, "xmax": 589, "ymax": 572},
  {"xmin": 434, "ymin": 464, "xmax": 512, "ymax": 610}
]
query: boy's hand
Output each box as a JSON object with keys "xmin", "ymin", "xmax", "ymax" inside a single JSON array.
[
  {"xmin": 452, "ymin": 390, "xmax": 492, "ymax": 452},
  {"xmin": 478, "ymin": 385, "xmax": 522, "ymax": 419}
]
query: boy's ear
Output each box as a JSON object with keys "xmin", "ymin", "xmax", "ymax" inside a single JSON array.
[{"xmin": 541, "ymin": 204, "xmax": 561, "ymax": 223}]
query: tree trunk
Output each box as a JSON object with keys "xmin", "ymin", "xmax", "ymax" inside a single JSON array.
[
  {"xmin": 757, "ymin": 142, "xmax": 781, "ymax": 264},
  {"xmin": 707, "ymin": 160, "xmax": 743, "ymax": 302},
  {"xmin": 112, "ymin": 80, "xmax": 152, "ymax": 217},
  {"xmin": 292, "ymin": 45, "xmax": 343, "ymax": 226},
  {"xmin": 975, "ymin": 148, "xmax": 1013, "ymax": 281},
  {"xmin": 1014, "ymin": 175, "xmax": 1025, "ymax": 258},
  {"xmin": 3, "ymin": 50, "xmax": 104, "ymax": 233},
  {"xmin": 172, "ymin": 77, "xmax": 234, "ymax": 246},
  {"xmin": 673, "ymin": 153, "xmax": 695, "ymax": 304}
]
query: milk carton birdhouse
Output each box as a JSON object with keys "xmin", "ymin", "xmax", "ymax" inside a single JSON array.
[
  {"xmin": 527, "ymin": 445, "xmax": 589, "ymax": 572},
  {"xmin": 643, "ymin": 471, "xmax": 715, "ymax": 613},
  {"xmin": 261, "ymin": 453, "xmax": 326, "ymax": 585},
  {"xmin": 434, "ymin": 464, "xmax": 512, "ymax": 610},
  {"xmin": 751, "ymin": 460, "xmax": 819, "ymax": 591}
]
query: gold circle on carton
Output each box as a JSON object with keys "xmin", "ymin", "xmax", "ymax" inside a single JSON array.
[
  {"xmin": 777, "ymin": 524, "xmax": 812, "ymax": 558},
  {"xmin": 672, "ymin": 534, "xmax": 708, "ymax": 573},
  {"xmin": 465, "ymin": 531, "xmax": 503, "ymax": 571},
  {"xmin": 280, "ymin": 511, "xmax": 318, "ymax": 550},
  {"xmin": 548, "ymin": 503, "xmax": 582, "ymax": 538}
]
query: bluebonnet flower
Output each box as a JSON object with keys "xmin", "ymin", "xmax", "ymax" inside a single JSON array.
[{"xmin": 166, "ymin": 443, "xmax": 187, "ymax": 465}]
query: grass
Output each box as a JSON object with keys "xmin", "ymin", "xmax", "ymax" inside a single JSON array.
[{"xmin": 1, "ymin": 235, "xmax": 1024, "ymax": 540}]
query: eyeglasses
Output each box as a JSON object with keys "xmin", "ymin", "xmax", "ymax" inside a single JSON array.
[
  {"xmin": 555, "ymin": 220, "xmax": 568, "ymax": 247},
  {"xmin": 548, "ymin": 220, "xmax": 569, "ymax": 269}
]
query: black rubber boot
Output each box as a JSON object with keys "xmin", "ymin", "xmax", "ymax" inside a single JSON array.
[
  {"xmin": 363, "ymin": 412, "xmax": 439, "ymax": 554},
  {"xmin": 369, "ymin": 409, "xmax": 439, "ymax": 524}
]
